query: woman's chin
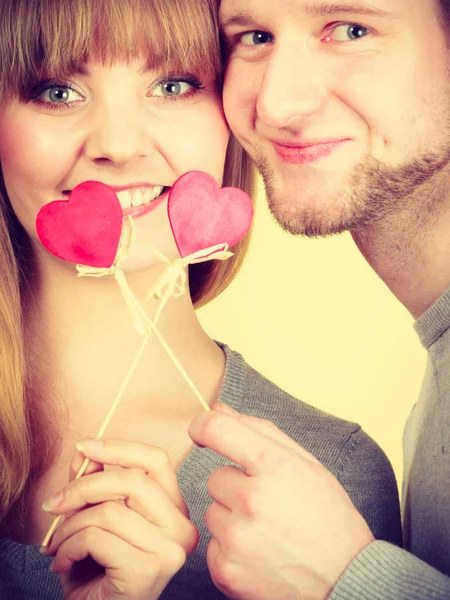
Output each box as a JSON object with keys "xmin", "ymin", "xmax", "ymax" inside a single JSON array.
[
  {"xmin": 118, "ymin": 254, "xmax": 166, "ymax": 277},
  {"xmin": 118, "ymin": 244, "xmax": 180, "ymax": 279}
]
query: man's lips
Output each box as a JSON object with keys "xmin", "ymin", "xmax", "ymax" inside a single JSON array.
[{"xmin": 271, "ymin": 139, "xmax": 350, "ymax": 165}]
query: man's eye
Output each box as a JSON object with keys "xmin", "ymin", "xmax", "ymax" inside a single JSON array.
[
  {"xmin": 327, "ymin": 23, "xmax": 370, "ymax": 42},
  {"xmin": 240, "ymin": 31, "xmax": 274, "ymax": 46},
  {"xmin": 152, "ymin": 81, "xmax": 194, "ymax": 97}
]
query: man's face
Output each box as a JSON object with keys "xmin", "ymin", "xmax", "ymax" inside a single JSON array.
[{"xmin": 221, "ymin": 0, "xmax": 450, "ymax": 236}]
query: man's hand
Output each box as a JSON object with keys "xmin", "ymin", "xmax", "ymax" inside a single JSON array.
[{"xmin": 189, "ymin": 404, "xmax": 374, "ymax": 600}]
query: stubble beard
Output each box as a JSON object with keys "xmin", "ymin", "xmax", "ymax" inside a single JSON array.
[{"xmin": 256, "ymin": 147, "xmax": 450, "ymax": 238}]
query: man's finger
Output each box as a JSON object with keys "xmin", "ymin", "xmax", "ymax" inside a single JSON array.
[
  {"xmin": 213, "ymin": 403, "xmax": 320, "ymax": 461},
  {"xmin": 207, "ymin": 466, "xmax": 249, "ymax": 511},
  {"xmin": 189, "ymin": 411, "xmax": 317, "ymax": 476},
  {"xmin": 205, "ymin": 501, "xmax": 233, "ymax": 542}
]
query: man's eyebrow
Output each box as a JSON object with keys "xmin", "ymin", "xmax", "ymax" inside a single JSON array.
[
  {"xmin": 304, "ymin": 2, "xmax": 393, "ymax": 17},
  {"xmin": 221, "ymin": 3, "xmax": 392, "ymax": 28}
]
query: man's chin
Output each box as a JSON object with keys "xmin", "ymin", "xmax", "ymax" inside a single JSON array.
[
  {"xmin": 265, "ymin": 186, "xmax": 368, "ymax": 237},
  {"xmin": 267, "ymin": 207, "xmax": 357, "ymax": 238},
  {"xmin": 261, "ymin": 149, "xmax": 450, "ymax": 237}
]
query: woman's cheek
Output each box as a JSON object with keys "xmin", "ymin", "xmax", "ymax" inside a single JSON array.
[
  {"xmin": 191, "ymin": 104, "xmax": 230, "ymax": 181},
  {"xmin": 0, "ymin": 115, "xmax": 73, "ymax": 239},
  {"xmin": 1, "ymin": 118, "xmax": 60, "ymax": 187}
]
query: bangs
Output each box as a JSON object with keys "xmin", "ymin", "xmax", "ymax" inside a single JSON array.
[{"xmin": 0, "ymin": 0, "xmax": 221, "ymax": 101}]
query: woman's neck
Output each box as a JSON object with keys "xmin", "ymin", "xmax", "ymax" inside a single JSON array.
[{"xmin": 25, "ymin": 251, "xmax": 225, "ymax": 437}]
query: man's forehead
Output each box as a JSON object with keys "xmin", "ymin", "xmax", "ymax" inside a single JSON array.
[{"xmin": 220, "ymin": 0, "xmax": 406, "ymax": 25}]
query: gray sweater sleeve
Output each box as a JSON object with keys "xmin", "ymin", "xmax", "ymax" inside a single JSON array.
[
  {"xmin": 330, "ymin": 541, "xmax": 450, "ymax": 600},
  {"xmin": 336, "ymin": 429, "xmax": 402, "ymax": 546}
]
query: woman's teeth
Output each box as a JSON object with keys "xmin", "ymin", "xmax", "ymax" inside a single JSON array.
[{"xmin": 116, "ymin": 186, "xmax": 164, "ymax": 209}]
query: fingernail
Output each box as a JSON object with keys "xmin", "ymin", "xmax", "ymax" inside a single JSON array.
[
  {"xmin": 216, "ymin": 403, "xmax": 239, "ymax": 416},
  {"xmin": 76, "ymin": 438, "xmax": 103, "ymax": 455},
  {"xmin": 42, "ymin": 491, "xmax": 64, "ymax": 512}
]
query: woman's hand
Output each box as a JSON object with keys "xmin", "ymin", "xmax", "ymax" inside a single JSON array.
[{"xmin": 42, "ymin": 439, "xmax": 199, "ymax": 600}]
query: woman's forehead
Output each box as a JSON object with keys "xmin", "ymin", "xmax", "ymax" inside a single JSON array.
[{"xmin": 0, "ymin": 0, "xmax": 221, "ymax": 99}]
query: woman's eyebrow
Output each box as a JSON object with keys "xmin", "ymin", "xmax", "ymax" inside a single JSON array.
[{"xmin": 220, "ymin": 11, "xmax": 261, "ymax": 29}]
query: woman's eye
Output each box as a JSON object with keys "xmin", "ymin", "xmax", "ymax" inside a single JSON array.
[
  {"xmin": 240, "ymin": 31, "xmax": 274, "ymax": 46},
  {"xmin": 152, "ymin": 81, "xmax": 194, "ymax": 97},
  {"xmin": 38, "ymin": 85, "xmax": 83, "ymax": 104},
  {"xmin": 327, "ymin": 23, "xmax": 370, "ymax": 42}
]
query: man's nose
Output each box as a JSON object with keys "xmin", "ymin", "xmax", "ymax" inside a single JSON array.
[
  {"xmin": 84, "ymin": 100, "xmax": 147, "ymax": 167},
  {"xmin": 256, "ymin": 43, "xmax": 328, "ymax": 129}
]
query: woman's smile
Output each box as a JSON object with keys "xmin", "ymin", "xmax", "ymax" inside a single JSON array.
[{"xmin": 0, "ymin": 59, "xmax": 230, "ymax": 273}]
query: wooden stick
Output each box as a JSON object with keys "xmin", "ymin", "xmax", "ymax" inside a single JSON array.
[
  {"xmin": 41, "ymin": 303, "xmax": 160, "ymax": 547},
  {"xmin": 41, "ymin": 244, "xmax": 229, "ymax": 548}
]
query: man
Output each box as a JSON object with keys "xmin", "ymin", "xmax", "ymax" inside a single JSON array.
[{"xmin": 189, "ymin": 0, "xmax": 450, "ymax": 598}]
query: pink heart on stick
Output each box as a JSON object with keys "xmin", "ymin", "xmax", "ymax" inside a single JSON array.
[
  {"xmin": 36, "ymin": 181, "xmax": 123, "ymax": 268},
  {"xmin": 167, "ymin": 171, "xmax": 253, "ymax": 258}
]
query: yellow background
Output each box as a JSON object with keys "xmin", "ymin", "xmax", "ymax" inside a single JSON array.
[{"xmin": 198, "ymin": 180, "xmax": 427, "ymax": 486}]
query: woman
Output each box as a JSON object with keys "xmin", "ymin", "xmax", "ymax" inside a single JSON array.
[{"xmin": 0, "ymin": 0, "xmax": 401, "ymax": 598}]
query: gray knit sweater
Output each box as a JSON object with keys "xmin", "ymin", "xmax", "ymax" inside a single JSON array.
[
  {"xmin": 331, "ymin": 289, "xmax": 450, "ymax": 600},
  {"xmin": 0, "ymin": 344, "xmax": 401, "ymax": 599}
]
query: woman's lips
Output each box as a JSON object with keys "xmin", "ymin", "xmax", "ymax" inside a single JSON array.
[
  {"xmin": 122, "ymin": 189, "xmax": 168, "ymax": 218},
  {"xmin": 61, "ymin": 184, "xmax": 167, "ymax": 218},
  {"xmin": 272, "ymin": 139, "xmax": 350, "ymax": 165}
]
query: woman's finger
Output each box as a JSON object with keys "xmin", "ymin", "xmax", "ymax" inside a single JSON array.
[
  {"xmin": 47, "ymin": 501, "xmax": 164, "ymax": 557},
  {"xmin": 41, "ymin": 450, "xmax": 105, "ymax": 529},
  {"xmin": 46, "ymin": 500, "xmax": 198, "ymax": 558},
  {"xmin": 52, "ymin": 527, "xmax": 186, "ymax": 598},
  {"xmin": 69, "ymin": 448, "xmax": 103, "ymax": 481},
  {"xmin": 42, "ymin": 468, "xmax": 190, "ymax": 539},
  {"xmin": 75, "ymin": 438, "xmax": 186, "ymax": 514}
]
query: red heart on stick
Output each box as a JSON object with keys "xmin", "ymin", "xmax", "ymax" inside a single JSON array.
[
  {"xmin": 168, "ymin": 171, "xmax": 253, "ymax": 258},
  {"xmin": 36, "ymin": 181, "xmax": 123, "ymax": 268}
]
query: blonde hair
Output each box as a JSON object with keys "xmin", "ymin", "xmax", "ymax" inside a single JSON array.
[{"xmin": 0, "ymin": 0, "xmax": 255, "ymax": 525}]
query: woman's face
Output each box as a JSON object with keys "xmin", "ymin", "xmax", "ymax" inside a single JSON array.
[{"xmin": 0, "ymin": 58, "xmax": 229, "ymax": 272}]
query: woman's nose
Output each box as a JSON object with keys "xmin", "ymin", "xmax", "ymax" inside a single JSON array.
[{"xmin": 84, "ymin": 100, "xmax": 148, "ymax": 167}]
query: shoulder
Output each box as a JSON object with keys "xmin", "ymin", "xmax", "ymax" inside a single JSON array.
[
  {"xmin": 226, "ymin": 347, "xmax": 360, "ymax": 466},
  {"xmin": 220, "ymin": 345, "xmax": 402, "ymax": 544},
  {"xmin": 221, "ymin": 344, "xmax": 389, "ymax": 473}
]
